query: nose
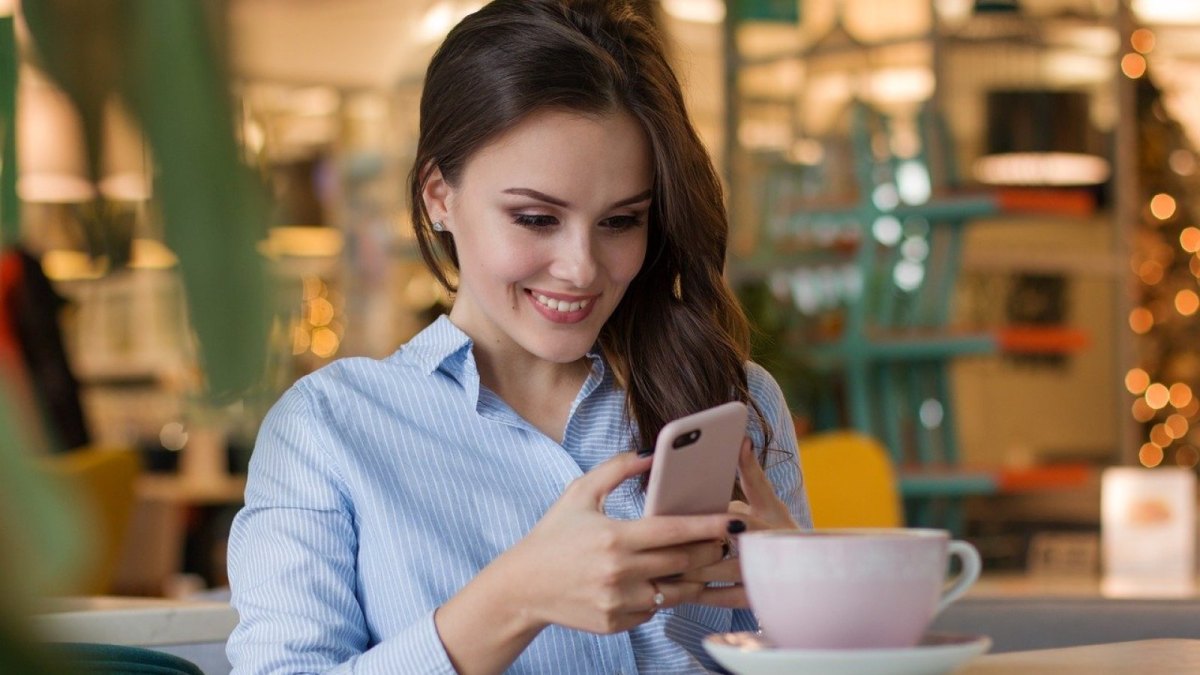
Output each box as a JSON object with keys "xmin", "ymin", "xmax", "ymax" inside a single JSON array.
[{"xmin": 551, "ymin": 227, "xmax": 599, "ymax": 289}]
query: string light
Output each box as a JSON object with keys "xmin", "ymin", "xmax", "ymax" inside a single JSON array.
[
  {"xmin": 1131, "ymin": 28, "xmax": 1156, "ymax": 54},
  {"xmin": 1130, "ymin": 307, "xmax": 1154, "ymax": 333},
  {"xmin": 1122, "ymin": 53, "xmax": 1147, "ymax": 78},
  {"xmin": 1126, "ymin": 368, "xmax": 1151, "ymax": 395},
  {"xmin": 1138, "ymin": 260, "xmax": 1164, "ymax": 285},
  {"xmin": 1132, "ymin": 398, "xmax": 1156, "ymax": 422},
  {"xmin": 1150, "ymin": 193, "xmax": 1177, "ymax": 220},
  {"xmin": 1139, "ymin": 443, "xmax": 1164, "ymax": 467},
  {"xmin": 1146, "ymin": 383, "xmax": 1171, "ymax": 410},
  {"xmin": 1151, "ymin": 423, "xmax": 1173, "ymax": 447},
  {"xmin": 1166, "ymin": 414, "xmax": 1190, "ymax": 439},
  {"xmin": 1170, "ymin": 383, "xmax": 1194, "ymax": 408},
  {"xmin": 1175, "ymin": 289, "xmax": 1200, "ymax": 316},
  {"xmin": 1181, "ymin": 227, "xmax": 1200, "ymax": 253}
]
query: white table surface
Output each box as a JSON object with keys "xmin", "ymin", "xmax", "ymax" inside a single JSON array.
[{"xmin": 34, "ymin": 595, "xmax": 238, "ymax": 646}]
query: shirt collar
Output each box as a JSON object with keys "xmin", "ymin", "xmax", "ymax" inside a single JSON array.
[
  {"xmin": 400, "ymin": 314, "xmax": 474, "ymax": 379},
  {"xmin": 399, "ymin": 313, "xmax": 609, "ymax": 385}
]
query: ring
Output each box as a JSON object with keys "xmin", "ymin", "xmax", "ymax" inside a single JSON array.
[{"xmin": 651, "ymin": 582, "xmax": 665, "ymax": 608}]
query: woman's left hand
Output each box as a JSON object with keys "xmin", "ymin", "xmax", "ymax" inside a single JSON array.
[{"xmin": 680, "ymin": 437, "xmax": 800, "ymax": 608}]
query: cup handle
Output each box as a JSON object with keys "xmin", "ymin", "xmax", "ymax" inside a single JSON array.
[{"xmin": 936, "ymin": 540, "xmax": 982, "ymax": 615}]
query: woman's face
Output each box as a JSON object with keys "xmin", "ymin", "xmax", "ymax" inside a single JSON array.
[{"xmin": 427, "ymin": 108, "xmax": 652, "ymax": 366}]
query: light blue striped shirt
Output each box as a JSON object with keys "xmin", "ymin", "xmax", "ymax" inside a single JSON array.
[{"xmin": 227, "ymin": 315, "xmax": 810, "ymax": 674}]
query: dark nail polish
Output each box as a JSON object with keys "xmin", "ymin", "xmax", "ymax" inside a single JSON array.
[
  {"xmin": 637, "ymin": 447, "xmax": 654, "ymax": 458},
  {"xmin": 727, "ymin": 519, "xmax": 747, "ymax": 534}
]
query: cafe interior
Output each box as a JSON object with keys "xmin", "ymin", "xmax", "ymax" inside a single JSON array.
[{"xmin": 7, "ymin": 0, "xmax": 1200, "ymax": 672}]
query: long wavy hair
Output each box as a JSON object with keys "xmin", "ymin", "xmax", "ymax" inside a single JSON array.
[{"xmin": 409, "ymin": 0, "xmax": 772, "ymax": 461}]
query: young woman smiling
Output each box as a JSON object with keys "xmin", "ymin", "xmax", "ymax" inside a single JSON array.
[{"xmin": 226, "ymin": 2, "xmax": 810, "ymax": 673}]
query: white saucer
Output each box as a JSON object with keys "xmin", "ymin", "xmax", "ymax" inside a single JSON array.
[{"xmin": 703, "ymin": 631, "xmax": 992, "ymax": 675}]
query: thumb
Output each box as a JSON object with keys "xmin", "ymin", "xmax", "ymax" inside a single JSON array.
[{"xmin": 568, "ymin": 450, "xmax": 652, "ymax": 510}]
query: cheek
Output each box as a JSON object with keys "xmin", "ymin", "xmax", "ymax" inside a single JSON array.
[
  {"xmin": 610, "ymin": 239, "xmax": 648, "ymax": 284},
  {"xmin": 470, "ymin": 242, "xmax": 544, "ymax": 285}
]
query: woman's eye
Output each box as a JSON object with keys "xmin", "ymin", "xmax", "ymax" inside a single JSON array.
[
  {"xmin": 513, "ymin": 214, "xmax": 558, "ymax": 229},
  {"xmin": 601, "ymin": 215, "xmax": 644, "ymax": 230}
]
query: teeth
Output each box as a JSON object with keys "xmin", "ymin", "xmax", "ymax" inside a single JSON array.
[{"xmin": 534, "ymin": 293, "xmax": 590, "ymax": 313}]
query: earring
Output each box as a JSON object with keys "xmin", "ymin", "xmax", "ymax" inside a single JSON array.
[{"xmin": 431, "ymin": 220, "xmax": 445, "ymax": 232}]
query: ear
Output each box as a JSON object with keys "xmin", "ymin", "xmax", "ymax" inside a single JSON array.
[{"xmin": 421, "ymin": 162, "xmax": 453, "ymax": 230}]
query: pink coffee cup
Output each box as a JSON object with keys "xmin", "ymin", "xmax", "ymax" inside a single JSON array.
[{"xmin": 738, "ymin": 528, "xmax": 981, "ymax": 649}]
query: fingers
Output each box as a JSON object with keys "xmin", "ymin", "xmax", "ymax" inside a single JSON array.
[
  {"xmin": 625, "ymin": 513, "xmax": 746, "ymax": 550},
  {"xmin": 679, "ymin": 558, "xmax": 742, "ymax": 584},
  {"xmin": 566, "ymin": 452, "xmax": 652, "ymax": 509},
  {"xmin": 694, "ymin": 584, "xmax": 750, "ymax": 609},
  {"xmin": 736, "ymin": 438, "xmax": 774, "ymax": 510},
  {"xmin": 627, "ymin": 539, "xmax": 727, "ymax": 579},
  {"xmin": 652, "ymin": 579, "xmax": 707, "ymax": 607}
]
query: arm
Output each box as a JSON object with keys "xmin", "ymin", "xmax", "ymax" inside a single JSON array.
[
  {"xmin": 435, "ymin": 453, "xmax": 741, "ymax": 674},
  {"xmin": 227, "ymin": 384, "xmax": 457, "ymax": 674},
  {"xmin": 228, "ymin": 385, "xmax": 739, "ymax": 674}
]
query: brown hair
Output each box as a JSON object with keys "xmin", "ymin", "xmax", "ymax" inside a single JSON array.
[{"xmin": 409, "ymin": 0, "xmax": 773, "ymax": 459}]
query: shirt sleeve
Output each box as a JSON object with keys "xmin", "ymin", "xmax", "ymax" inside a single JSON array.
[
  {"xmin": 730, "ymin": 362, "xmax": 813, "ymax": 633},
  {"xmin": 226, "ymin": 383, "xmax": 457, "ymax": 675}
]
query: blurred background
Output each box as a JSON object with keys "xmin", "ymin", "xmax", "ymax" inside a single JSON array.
[{"xmin": 8, "ymin": 1, "xmax": 1200, "ymax": 668}]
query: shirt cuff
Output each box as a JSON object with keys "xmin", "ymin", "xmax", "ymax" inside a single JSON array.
[{"xmin": 332, "ymin": 608, "xmax": 457, "ymax": 675}]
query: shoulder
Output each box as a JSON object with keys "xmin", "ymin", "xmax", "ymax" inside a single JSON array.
[
  {"xmin": 744, "ymin": 361, "xmax": 788, "ymax": 415},
  {"xmin": 290, "ymin": 351, "xmax": 426, "ymax": 409}
]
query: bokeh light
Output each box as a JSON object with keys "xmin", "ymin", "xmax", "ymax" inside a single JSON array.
[
  {"xmin": 1132, "ymin": 397, "xmax": 1156, "ymax": 422},
  {"xmin": 1151, "ymin": 423, "xmax": 1173, "ymax": 447},
  {"xmin": 1129, "ymin": 307, "xmax": 1154, "ymax": 333},
  {"xmin": 1126, "ymin": 368, "xmax": 1151, "ymax": 395},
  {"xmin": 1138, "ymin": 260, "xmax": 1164, "ymax": 285},
  {"xmin": 1170, "ymin": 383, "xmax": 1194, "ymax": 409},
  {"xmin": 1182, "ymin": 397, "xmax": 1200, "ymax": 419},
  {"xmin": 1181, "ymin": 227, "xmax": 1200, "ymax": 253},
  {"xmin": 1146, "ymin": 383, "xmax": 1171, "ymax": 410},
  {"xmin": 1139, "ymin": 442, "xmax": 1164, "ymax": 467},
  {"xmin": 1150, "ymin": 193, "xmax": 1177, "ymax": 220},
  {"xmin": 1175, "ymin": 289, "xmax": 1200, "ymax": 316},
  {"xmin": 1166, "ymin": 414, "xmax": 1189, "ymax": 439},
  {"xmin": 1121, "ymin": 53, "xmax": 1147, "ymax": 78},
  {"xmin": 1131, "ymin": 28, "xmax": 1156, "ymax": 54}
]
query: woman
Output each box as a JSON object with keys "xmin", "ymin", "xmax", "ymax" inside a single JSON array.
[{"xmin": 226, "ymin": 1, "xmax": 811, "ymax": 672}]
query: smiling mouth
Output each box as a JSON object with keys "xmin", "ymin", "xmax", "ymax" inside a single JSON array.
[{"xmin": 531, "ymin": 292, "xmax": 593, "ymax": 313}]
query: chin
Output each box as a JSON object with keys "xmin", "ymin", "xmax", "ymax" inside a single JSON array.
[{"xmin": 525, "ymin": 335, "xmax": 598, "ymax": 364}]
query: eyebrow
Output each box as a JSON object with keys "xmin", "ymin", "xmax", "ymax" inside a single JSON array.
[{"xmin": 501, "ymin": 187, "xmax": 653, "ymax": 209}]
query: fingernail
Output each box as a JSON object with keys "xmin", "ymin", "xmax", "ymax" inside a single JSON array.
[
  {"xmin": 637, "ymin": 447, "xmax": 654, "ymax": 458},
  {"xmin": 727, "ymin": 519, "xmax": 747, "ymax": 534}
]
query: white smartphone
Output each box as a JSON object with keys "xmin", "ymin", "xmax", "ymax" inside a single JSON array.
[{"xmin": 643, "ymin": 401, "xmax": 748, "ymax": 517}]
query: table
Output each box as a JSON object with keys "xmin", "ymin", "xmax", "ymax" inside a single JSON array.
[
  {"xmin": 962, "ymin": 639, "xmax": 1200, "ymax": 674},
  {"xmin": 35, "ymin": 595, "xmax": 237, "ymax": 675},
  {"xmin": 969, "ymin": 572, "xmax": 1200, "ymax": 600},
  {"xmin": 933, "ymin": 574, "xmax": 1200, "ymax": 654}
]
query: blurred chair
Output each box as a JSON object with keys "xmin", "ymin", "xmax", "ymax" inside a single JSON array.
[
  {"xmin": 38, "ymin": 447, "xmax": 140, "ymax": 595},
  {"xmin": 799, "ymin": 430, "xmax": 903, "ymax": 528},
  {"xmin": 51, "ymin": 642, "xmax": 204, "ymax": 675}
]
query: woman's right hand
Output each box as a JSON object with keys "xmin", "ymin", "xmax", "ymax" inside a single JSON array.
[
  {"xmin": 500, "ymin": 451, "xmax": 737, "ymax": 634},
  {"xmin": 435, "ymin": 452, "xmax": 737, "ymax": 674}
]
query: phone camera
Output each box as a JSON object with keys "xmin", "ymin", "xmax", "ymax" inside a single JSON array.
[{"xmin": 672, "ymin": 429, "xmax": 702, "ymax": 449}]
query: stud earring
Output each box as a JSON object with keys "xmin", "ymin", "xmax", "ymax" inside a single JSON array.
[{"xmin": 431, "ymin": 220, "xmax": 445, "ymax": 232}]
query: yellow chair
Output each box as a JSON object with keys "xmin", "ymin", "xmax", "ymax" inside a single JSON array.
[
  {"xmin": 38, "ymin": 447, "xmax": 140, "ymax": 595},
  {"xmin": 799, "ymin": 430, "xmax": 903, "ymax": 528}
]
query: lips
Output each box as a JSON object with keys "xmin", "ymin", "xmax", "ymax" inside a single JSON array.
[
  {"xmin": 525, "ymin": 289, "xmax": 598, "ymax": 324},
  {"xmin": 531, "ymin": 292, "xmax": 592, "ymax": 313}
]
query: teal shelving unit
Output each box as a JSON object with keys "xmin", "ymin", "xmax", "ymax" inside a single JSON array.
[{"xmin": 755, "ymin": 101, "xmax": 1001, "ymax": 533}]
